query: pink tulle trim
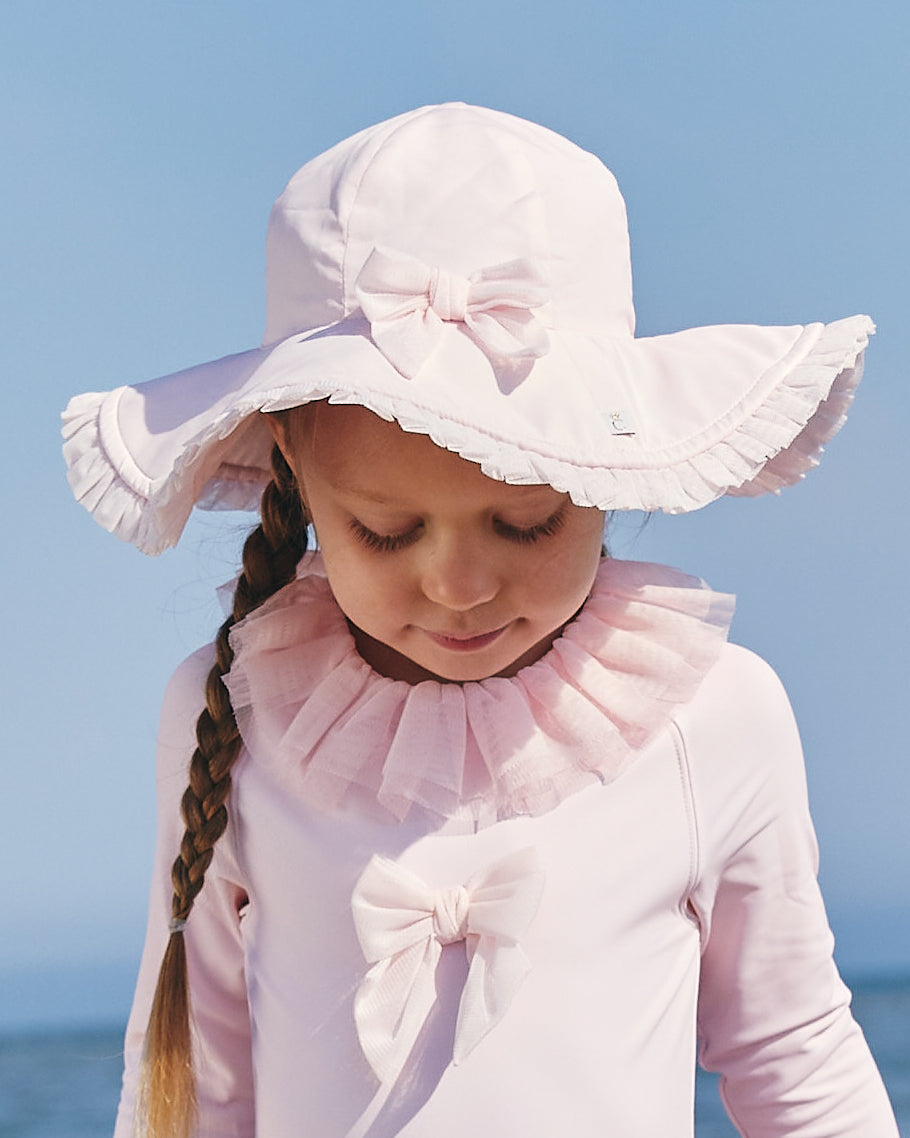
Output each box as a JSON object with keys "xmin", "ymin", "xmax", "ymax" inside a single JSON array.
[{"xmin": 224, "ymin": 557, "xmax": 735, "ymax": 824}]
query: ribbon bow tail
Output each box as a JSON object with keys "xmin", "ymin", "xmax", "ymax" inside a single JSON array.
[
  {"xmin": 453, "ymin": 937, "xmax": 532, "ymax": 1065},
  {"xmin": 366, "ymin": 306, "xmax": 445, "ymax": 384},
  {"xmin": 351, "ymin": 856, "xmax": 441, "ymax": 1084},
  {"xmin": 453, "ymin": 846, "xmax": 546, "ymax": 1063},
  {"xmin": 354, "ymin": 936, "xmax": 442, "ymax": 1085}
]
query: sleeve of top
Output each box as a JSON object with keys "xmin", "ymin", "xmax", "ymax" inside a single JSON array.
[
  {"xmin": 113, "ymin": 648, "xmax": 256, "ymax": 1138},
  {"xmin": 684, "ymin": 644, "xmax": 898, "ymax": 1138}
]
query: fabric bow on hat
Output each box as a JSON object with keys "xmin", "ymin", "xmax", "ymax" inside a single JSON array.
[
  {"xmin": 355, "ymin": 246, "xmax": 551, "ymax": 380},
  {"xmin": 351, "ymin": 847, "xmax": 545, "ymax": 1084}
]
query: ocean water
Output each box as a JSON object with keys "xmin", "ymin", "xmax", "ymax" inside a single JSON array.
[{"xmin": 1, "ymin": 980, "xmax": 907, "ymax": 1137}]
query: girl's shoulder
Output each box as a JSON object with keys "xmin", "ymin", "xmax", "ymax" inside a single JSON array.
[
  {"xmin": 699, "ymin": 641, "xmax": 795, "ymax": 715},
  {"xmin": 161, "ymin": 643, "xmax": 216, "ymax": 717},
  {"xmin": 155, "ymin": 643, "xmax": 216, "ymax": 782},
  {"xmin": 679, "ymin": 640, "xmax": 801, "ymax": 758},
  {"xmin": 675, "ymin": 642, "xmax": 812, "ymax": 833}
]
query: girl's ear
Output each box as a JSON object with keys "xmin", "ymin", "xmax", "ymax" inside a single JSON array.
[
  {"xmin": 264, "ymin": 411, "xmax": 312, "ymax": 518},
  {"xmin": 265, "ymin": 411, "xmax": 292, "ymax": 461}
]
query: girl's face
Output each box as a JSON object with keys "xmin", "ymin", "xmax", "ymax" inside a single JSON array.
[{"xmin": 270, "ymin": 404, "xmax": 605, "ymax": 684}]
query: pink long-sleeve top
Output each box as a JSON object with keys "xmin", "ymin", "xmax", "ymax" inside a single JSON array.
[{"xmin": 115, "ymin": 558, "xmax": 898, "ymax": 1137}]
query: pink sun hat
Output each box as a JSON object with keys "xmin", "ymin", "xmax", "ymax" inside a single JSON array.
[{"xmin": 62, "ymin": 102, "xmax": 872, "ymax": 555}]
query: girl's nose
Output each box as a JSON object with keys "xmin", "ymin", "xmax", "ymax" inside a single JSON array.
[{"xmin": 420, "ymin": 540, "xmax": 499, "ymax": 612}]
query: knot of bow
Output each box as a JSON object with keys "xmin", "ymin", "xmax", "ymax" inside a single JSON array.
[
  {"xmin": 351, "ymin": 847, "xmax": 545, "ymax": 1084},
  {"xmin": 354, "ymin": 246, "xmax": 551, "ymax": 380}
]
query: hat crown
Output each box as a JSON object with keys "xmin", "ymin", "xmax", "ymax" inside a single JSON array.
[{"xmin": 262, "ymin": 103, "xmax": 635, "ymax": 347}]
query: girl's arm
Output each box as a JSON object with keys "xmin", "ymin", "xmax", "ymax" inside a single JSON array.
[
  {"xmin": 114, "ymin": 648, "xmax": 255, "ymax": 1138},
  {"xmin": 684, "ymin": 644, "xmax": 898, "ymax": 1137}
]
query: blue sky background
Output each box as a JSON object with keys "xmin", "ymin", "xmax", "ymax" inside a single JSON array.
[{"xmin": 1, "ymin": 0, "xmax": 908, "ymax": 1029}]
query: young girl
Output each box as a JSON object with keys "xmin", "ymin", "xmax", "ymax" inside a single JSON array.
[{"xmin": 62, "ymin": 103, "xmax": 898, "ymax": 1137}]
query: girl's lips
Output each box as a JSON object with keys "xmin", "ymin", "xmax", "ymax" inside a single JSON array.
[{"xmin": 423, "ymin": 625, "xmax": 509, "ymax": 652}]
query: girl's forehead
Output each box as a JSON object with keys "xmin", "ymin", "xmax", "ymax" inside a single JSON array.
[{"xmin": 290, "ymin": 402, "xmax": 563, "ymax": 507}]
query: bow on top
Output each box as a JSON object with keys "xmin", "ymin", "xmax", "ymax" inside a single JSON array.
[
  {"xmin": 351, "ymin": 847, "xmax": 545, "ymax": 1085},
  {"xmin": 355, "ymin": 246, "xmax": 551, "ymax": 380}
]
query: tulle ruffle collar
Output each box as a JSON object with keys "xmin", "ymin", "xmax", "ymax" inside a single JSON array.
[{"xmin": 224, "ymin": 557, "xmax": 734, "ymax": 825}]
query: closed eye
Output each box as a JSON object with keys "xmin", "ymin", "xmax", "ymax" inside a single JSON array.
[
  {"xmin": 350, "ymin": 506, "xmax": 567, "ymax": 552},
  {"xmin": 349, "ymin": 519, "xmax": 422, "ymax": 553},
  {"xmin": 495, "ymin": 507, "xmax": 567, "ymax": 544}
]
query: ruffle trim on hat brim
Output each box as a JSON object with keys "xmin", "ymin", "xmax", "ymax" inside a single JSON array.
[
  {"xmin": 222, "ymin": 557, "xmax": 735, "ymax": 825},
  {"xmin": 313, "ymin": 316, "xmax": 871, "ymax": 516},
  {"xmin": 61, "ymin": 380, "xmax": 273, "ymax": 555},
  {"xmin": 729, "ymin": 318, "xmax": 865, "ymax": 496},
  {"xmin": 62, "ymin": 390, "xmax": 158, "ymax": 552},
  {"xmin": 61, "ymin": 315, "xmax": 872, "ymax": 555}
]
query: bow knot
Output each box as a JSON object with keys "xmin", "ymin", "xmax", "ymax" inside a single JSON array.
[
  {"xmin": 351, "ymin": 847, "xmax": 544, "ymax": 1084},
  {"xmin": 355, "ymin": 246, "xmax": 550, "ymax": 380},
  {"xmin": 433, "ymin": 885, "xmax": 470, "ymax": 944},
  {"xmin": 428, "ymin": 266, "xmax": 470, "ymax": 322}
]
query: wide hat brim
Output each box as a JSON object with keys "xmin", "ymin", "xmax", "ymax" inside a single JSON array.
[{"xmin": 63, "ymin": 311, "xmax": 872, "ymax": 555}]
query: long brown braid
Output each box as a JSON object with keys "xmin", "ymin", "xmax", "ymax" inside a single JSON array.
[{"xmin": 138, "ymin": 442, "xmax": 308, "ymax": 1138}]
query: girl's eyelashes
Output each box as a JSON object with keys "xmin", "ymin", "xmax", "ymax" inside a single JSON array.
[
  {"xmin": 349, "ymin": 519, "xmax": 423, "ymax": 553},
  {"xmin": 495, "ymin": 506, "xmax": 567, "ymax": 544},
  {"xmin": 349, "ymin": 506, "xmax": 568, "ymax": 553}
]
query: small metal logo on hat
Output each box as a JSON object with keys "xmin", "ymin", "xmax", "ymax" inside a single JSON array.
[{"xmin": 606, "ymin": 410, "xmax": 635, "ymax": 436}]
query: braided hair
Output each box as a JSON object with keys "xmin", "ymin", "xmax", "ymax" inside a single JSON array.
[{"xmin": 138, "ymin": 443, "xmax": 308, "ymax": 1138}]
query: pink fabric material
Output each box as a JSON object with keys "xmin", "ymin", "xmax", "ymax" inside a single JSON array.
[
  {"xmin": 114, "ymin": 562, "xmax": 898, "ymax": 1137},
  {"xmin": 224, "ymin": 556, "xmax": 735, "ymax": 824}
]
